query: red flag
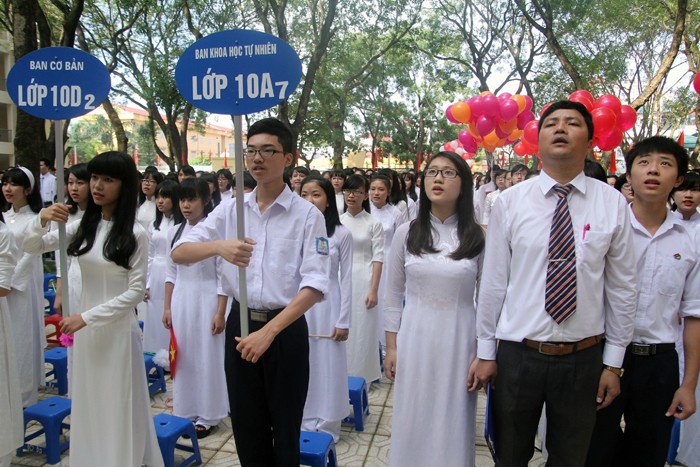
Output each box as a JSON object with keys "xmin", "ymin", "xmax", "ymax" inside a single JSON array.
[
  {"xmin": 223, "ymin": 150, "xmax": 228, "ymax": 168},
  {"xmin": 417, "ymin": 151, "xmax": 422, "ymax": 170},
  {"xmin": 501, "ymin": 154, "xmax": 505, "ymax": 167},
  {"xmin": 678, "ymin": 131, "xmax": 685, "ymax": 148},
  {"xmin": 133, "ymin": 148, "xmax": 139, "ymax": 165},
  {"xmin": 524, "ymin": 155, "xmax": 529, "ymax": 165},
  {"xmin": 169, "ymin": 327, "xmax": 178, "ymax": 379},
  {"xmin": 181, "ymin": 151, "xmax": 185, "ymax": 166}
]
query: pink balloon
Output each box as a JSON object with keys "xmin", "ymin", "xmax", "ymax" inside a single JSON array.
[
  {"xmin": 476, "ymin": 115, "xmax": 497, "ymax": 136},
  {"xmin": 695, "ymin": 71, "xmax": 700, "ymax": 95},
  {"xmin": 618, "ymin": 105, "xmax": 637, "ymax": 131},
  {"xmin": 495, "ymin": 126, "xmax": 509, "ymax": 139},
  {"xmin": 445, "ymin": 105, "xmax": 459, "ymax": 124},
  {"xmin": 595, "ymin": 94, "xmax": 622, "ymax": 115},
  {"xmin": 499, "ymin": 99, "xmax": 520, "ymax": 121},
  {"xmin": 523, "ymin": 95, "xmax": 534, "ymax": 112},
  {"xmin": 498, "ymin": 92, "xmax": 513, "ymax": 101},
  {"xmin": 597, "ymin": 128, "xmax": 623, "ymax": 151},
  {"xmin": 469, "ymin": 96, "xmax": 484, "ymax": 117},
  {"xmin": 482, "ymin": 94, "xmax": 500, "ymax": 118},
  {"xmin": 517, "ymin": 110, "xmax": 536, "ymax": 130},
  {"xmin": 523, "ymin": 120, "xmax": 539, "ymax": 147},
  {"xmin": 460, "ymin": 132, "xmax": 478, "ymax": 153}
]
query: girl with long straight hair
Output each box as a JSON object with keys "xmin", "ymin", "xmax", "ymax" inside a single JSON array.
[
  {"xmin": 300, "ymin": 176, "xmax": 353, "ymax": 442},
  {"xmin": 24, "ymin": 151, "xmax": 163, "ymax": 467},
  {"xmin": 2, "ymin": 167, "xmax": 44, "ymax": 407},
  {"xmin": 163, "ymin": 177, "xmax": 227, "ymax": 438},
  {"xmin": 340, "ymin": 174, "xmax": 384, "ymax": 384},
  {"xmin": 136, "ymin": 170, "xmax": 164, "ymax": 232},
  {"xmin": 143, "ymin": 180, "xmax": 182, "ymax": 356},
  {"xmin": 383, "ymin": 151, "xmax": 484, "ymax": 467}
]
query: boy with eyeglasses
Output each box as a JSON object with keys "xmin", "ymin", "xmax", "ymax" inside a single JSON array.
[{"xmin": 172, "ymin": 117, "xmax": 329, "ymax": 466}]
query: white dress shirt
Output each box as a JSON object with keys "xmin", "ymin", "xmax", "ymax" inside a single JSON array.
[
  {"xmin": 629, "ymin": 207, "xmax": 700, "ymax": 344},
  {"xmin": 173, "ymin": 186, "xmax": 329, "ymax": 310},
  {"xmin": 40, "ymin": 172, "xmax": 56, "ymax": 205},
  {"xmin": 481, "ymin": 189, "xmax": 502, "ymax": 226},
  {"xmin": 476, "ymin": 171, "xmax": 638, "ymax": 368},
  {"xmin": 474, "ymin": 181, "xmax": 496, "ymax": 224}
]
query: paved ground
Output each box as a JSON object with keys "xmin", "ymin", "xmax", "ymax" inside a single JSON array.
[{"xmin": 12, "ymin": 368, "xmax": 547, "ymax": 466}]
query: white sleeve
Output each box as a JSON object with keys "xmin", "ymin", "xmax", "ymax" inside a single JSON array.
[
  {"xmin": 335, "ymin": 229, "xmax": 353, "ymax": 329},
  {"xmin": 384, "ymin": 224, "xmax": 409, "ymax": 333},
  {"xmin": 81, "ymin": 229, "xmax": 148, "ymax": 327}
]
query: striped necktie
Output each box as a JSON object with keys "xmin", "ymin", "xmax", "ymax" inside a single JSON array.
[{"xmin": 545, "ymin": 184, "xmax": 576, "ymax": 324}]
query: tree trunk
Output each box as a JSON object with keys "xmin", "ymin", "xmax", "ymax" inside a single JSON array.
[{"xmin": 102, "ymin": 99, "xmax": 128, "ymax": 152}]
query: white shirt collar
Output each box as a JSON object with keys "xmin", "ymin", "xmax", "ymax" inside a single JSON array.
[{"xmin": 537, "ymin": 169, "xmax": 587, "ymax": 197}]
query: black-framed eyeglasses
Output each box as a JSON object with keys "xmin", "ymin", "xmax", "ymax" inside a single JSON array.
[
  {"xmin": 425, "ymin": 168, "xmax": 458, "ymax": 179},
  {"xmin": 244, "ymin": 148, "xmax": 284, "ymax": 158},
  {"xmin": 343, "ymin": 189, "xmax": 365, "ymax": 197}
]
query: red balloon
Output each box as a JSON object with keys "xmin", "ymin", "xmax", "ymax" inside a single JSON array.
[
  {"xmin": 445, "ymin": 105, "xmax": 459, "ymax": 124},
  {"xmin": 495, "ymin": 125, "xmax": 509, "ymax": 139},
  {"xmin": 569, "ymin": 89, "xmax": 595, "ymax": 104},
  {"xmin": 513, "ymin": 141, "xmax": 528, "ymax": 156},
  {"xmin": 618, "ymin": 105, "xmax": 637, "ymax": 132},
  {"xmin": 499, "ymin": 99, "xmax": 520, "ymax": 121},
  {"xmin": 595, "ymin": 94, "xmax": 622, "ymax": 115},
  {"xmin": 476, "ymin": 115, "xmax": 497, "ymax": 136},
  {"xmin": 522, "ymin": 138, "xmax": 539, "ymax": 154},
  {"xmin": 693, "ymin": 71, "xmax": 700, "ymax": 94},
  {"xmin": 597, "ymin": 128, "xmax": 623, "ymax": 151},
  {"xmin": 569, "ymin": 94, "xmax": 594, "ymax": 111},
  {"xmin": 591, "ymin": 107, "xmax": 617, "ymax": 135},
  {"xmin": 523, "ymin": 120, "xmax": 539, "ymax": 147}
]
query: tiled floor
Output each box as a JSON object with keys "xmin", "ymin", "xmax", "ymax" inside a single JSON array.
[{"xmin": 11, "ymin": 371, "xmax": 547, "ymax": 466}]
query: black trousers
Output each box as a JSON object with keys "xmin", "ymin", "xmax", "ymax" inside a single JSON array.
[
  {"xmin": 585, "ymin": 348, "xmax": 679, "ymax": 467},
  {"xmin": 224, "ymin": 300, "xmax": 310, "ymax": 467},
  {"xmin": 494, "ymin": 340, "xmax": 602, "ymax": 467}
]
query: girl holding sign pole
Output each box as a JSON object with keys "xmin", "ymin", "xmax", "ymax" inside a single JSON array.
[
  {"xmin": 24, "ymin": 152, "xmax": 163, "ymax": 467},
  {"xmin": 2, "ymin": 167, "xmax": 44, "ymax": 408}
]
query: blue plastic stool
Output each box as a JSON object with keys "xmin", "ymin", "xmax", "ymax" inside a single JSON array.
[
  {"xmin": 154, "ymin": 413, "xmax": 202, "ymax": 467},
  {"xmin": 144, "ymin": 354, "xmax": 166, "ymax": 396},
  {"xmin": 44, "ymin": 289, "xmax": 57, "ymax": 315},
  {"xmin": 16, "ymin": 396, "xmax": 71, "ymax": 465},
  {"xmin": 343, "ymin": 376, "xmax": 369, "ymax": 431},
  {"xmin": 667, "ymin": 418, "xmax": 681, "ymax": 465},
  {"xmin": 44, "ymin": 273, "xmax": 57, "ymax": 293},
  {"xmin": 44, "ymin": 347, "xmax": 68, "ymax": 395},
  {"xmin": 300, "ymin": 431, "xmax": 337, "ymax": 467}
]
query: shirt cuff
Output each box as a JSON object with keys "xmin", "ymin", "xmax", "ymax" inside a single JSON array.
[
  {"xmin": 477, "ymin": 338, "xmax": 497, "ymax": 360},
  {"xmin": 384, "ymin": 309, "xmax": 401, "ymax": 333},
  {"xmin": 602, "ymin": 343, "xmax": 626, "ymax": 368}
]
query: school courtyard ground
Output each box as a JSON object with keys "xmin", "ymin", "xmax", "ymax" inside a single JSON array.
[{"xmin": 11, "ymin": 369, "xmax": 544, "ymax": 467}]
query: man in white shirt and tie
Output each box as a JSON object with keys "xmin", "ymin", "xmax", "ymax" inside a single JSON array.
[
  {"xmin": 471, "ymin": 100, "xmax": 638, "ymax": 467},
  {"xmin": 39, "ymin": 158, "xmax": 56, "ymax": 206}
]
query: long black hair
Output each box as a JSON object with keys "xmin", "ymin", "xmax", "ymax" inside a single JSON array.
[
  {"xmin": 343, "ymin": 174, "xmax": 371, "ymax": 213},
  {"xmin": 369, "ymin": 173, "xmax": 392, "ymax": 207},
  {"xmin": 199, "ymin": 172, "xmax": 222, "ymax": 207},
  {"xmin": 407, "ymin": 151, "xmax": 484, "ymax": 260},
  {"xmin": 403, "ymin": 172, "xmax": 418, "ymax": 201},
  {"xmin": 2, "ymin": 168, "xmax": 43, "ymax": 213},
  {"xmin": 300, "ymin": 175, "xmax": 342, "ymax": 237},
  {"xmin": 67, "ymin": 163, "xmax": 90, "ymax": 215},
  {"xmin": 67, "ymin": 151, "xmax": 139, "ymax": 269},
  {"xmin": 170, "ymin": 177, "xmax": 213, "ymax": 248},
  {"xmin": 154, "ymin": 180, "xmax": 183, "ymax": 230}
]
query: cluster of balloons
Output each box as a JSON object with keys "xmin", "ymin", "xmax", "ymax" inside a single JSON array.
[
  {"xmin": 445, "ymin": 92, "xmax": 537, "ymax": 153},
  {"xmin": 514, "ymin": 90, "xmax": 638, "ymax": 156}
]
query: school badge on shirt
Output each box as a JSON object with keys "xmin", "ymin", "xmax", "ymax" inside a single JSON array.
[{"xmin": 316, "ymin": 237, "xmax": 329, "ymax": 255}]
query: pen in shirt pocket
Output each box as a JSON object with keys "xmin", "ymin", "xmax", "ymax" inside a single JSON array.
[{"xmin": 583, "ymin": 223, "xmax": 591, "ymax": 240}]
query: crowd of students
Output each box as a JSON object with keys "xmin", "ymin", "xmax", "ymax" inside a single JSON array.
[{"xmin": 0, "ymin": 105, "xmax": 699, "ymax": 467}]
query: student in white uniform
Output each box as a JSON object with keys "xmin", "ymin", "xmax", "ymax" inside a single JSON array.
[
  {"xmin": 143, "ymin": 180, "xmax": 182, "ymax": 356},
  {"xmin": 136, "ymin": 170, "xmax": 163, "ymax": 233},
  {"xmin": 25, "ymin": 151, "xmax": 163, "ymax": 467},
  {"xmin": 2, "ymin": 167, "xmax": 44, "ymax": 407},
  {"xmin": 384, "ymin": 151, "xmax": 485, "ymax": 467},
  {"xmin": 0, "ymin": 219, "xmax": 22, "ymax": 467},
  {"xmin": 481, "ymin": 167, "xmax": 507, "ymax": 227},
  {"xmin": 300, "ymin": 175, "xmax": 353, "ymax": 442},
  {"xmin": 341, "ymin": 174, "xmax": 384, "ymax": 384},
  {"xmin": 330, "ymin": 170, "xmax": 347, "ymax": 217},
  {"xmin": 217, "ymin": 169, "xmax": 234, "ymax": 200},
  {"xmin": 163, "ymin": 178, "xmax": 228, "ymax": 439},
  {"xmin": 369, "ymin": 173, "xmax": 405, "ymax": 348},
  {"xmin": 172, "ymin": 118, "xmax": 329, "ymax": 466},
  {"xmin": 671, "ymin": 171, "xmax": 700, "ymax": 225},
  {"xmin": 586, "ymin": 137, "xmax": 700, "ymax": 467}
]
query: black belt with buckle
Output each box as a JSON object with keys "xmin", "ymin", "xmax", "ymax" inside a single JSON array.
[
  {"xmin": 628, "ymin": 342, "xmax": 676, "ymax": 356},
  {"xmin": 249, "ymin": 308, "xmax": 283, "ymax": 323},
  {"xmin": 522, "ymin": 334, "xmax": 604, "ymax": 356}
]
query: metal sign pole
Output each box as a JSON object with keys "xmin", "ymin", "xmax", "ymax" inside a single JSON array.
[
  {"xmin": 54, "ymin": 120, "xmax": 70, "ymax": 317},
  {"xmin": 233, "ymin": 115, "xmax": 248, "ymax": 337}
]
